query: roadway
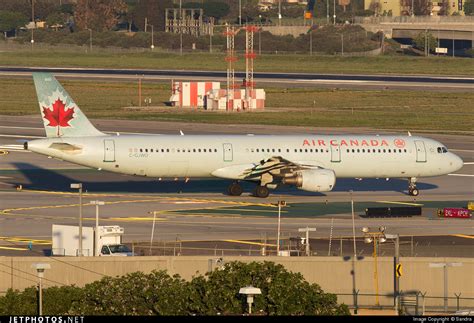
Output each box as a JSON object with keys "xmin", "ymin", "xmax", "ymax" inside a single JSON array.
[
  {"xmin": 1, "ymin": 66, "xmax": 473, "ymax": 91},
  {"xmin": 0, "ymin": 117, "xmax": 472, "ymax": 256}
]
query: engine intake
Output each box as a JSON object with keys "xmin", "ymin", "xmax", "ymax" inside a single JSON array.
[{"xmin": 282, "ymin": 169, "xmax": 336, "ymax": 192}]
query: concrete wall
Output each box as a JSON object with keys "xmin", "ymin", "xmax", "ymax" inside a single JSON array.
[{"xmin": 1, "ymin": 256, "xmax": 472, "ymax": 308}]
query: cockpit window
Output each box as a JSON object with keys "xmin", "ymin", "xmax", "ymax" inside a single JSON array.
[{"xmin": 437, "ymin": 147, "xmax": 448, "ymax": 153}]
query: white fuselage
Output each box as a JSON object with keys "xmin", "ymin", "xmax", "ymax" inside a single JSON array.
[{"xmin": 27, "ymin": 134, "xmax": 463, "ymax": 183}]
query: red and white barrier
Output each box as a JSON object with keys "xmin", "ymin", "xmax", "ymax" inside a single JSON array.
[
  {"xmin": 169, "ymin": 81, "xmax": 220, "ymax": 108},
  {"xmin": 206, "ymin": 89, "xmax": 265, "ymax": 111}
]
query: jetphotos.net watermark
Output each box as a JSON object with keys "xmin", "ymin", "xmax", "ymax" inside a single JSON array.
[{"xmin": 9, "ymin": 317, "xmax": 85, "ymax": 323}]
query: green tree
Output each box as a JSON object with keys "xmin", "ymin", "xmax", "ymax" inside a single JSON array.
[
  {"xmin": 413, "ymin": 31, "xmax": 438, "ymax": 53},
  {"xmin": 464, "ymin": 0, "xmax": 474, "ymax": 15},
  {"xmin": 132, "ymin": 0, "xmax": 173, "ymax": 32},
  {"xmin": 0, "ymin": 286, "xmax": 82, "ymax": 315},
  {"xmin": 74, "ymin": 0, "xmax": 127, "ymax": 31},
  {"xmin": 0, "ymin": 10, "xmax": 28, "ymax": 32},
  {"xmin": 70, "ymin": 270, "xmax": 190, "ymax": 315},
  {"xmin": 188, "ymin": 261, "xmax": 350, "ymax": 315}
]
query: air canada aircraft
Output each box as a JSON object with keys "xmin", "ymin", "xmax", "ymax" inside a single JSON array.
[{"xmin": 25, "ymin": 73, "xmax": 463, "ymax": 198}]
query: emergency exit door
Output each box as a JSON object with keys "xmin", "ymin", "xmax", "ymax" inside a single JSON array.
[
  {"xmin": 104, "ymin": 139, "xmax": 115, "ymax": 162},
  {"xmin": 414, "ymin": 140, "xmax": 426, "ymax": 163},
  {"xmin": 223, "ymin": 143, "xmax": 233, "ymax": 162}
]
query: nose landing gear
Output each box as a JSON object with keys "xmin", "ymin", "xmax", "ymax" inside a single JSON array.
[{"xmin": 408, "ymin": 177, "xmax": 419, "ymax": 196}]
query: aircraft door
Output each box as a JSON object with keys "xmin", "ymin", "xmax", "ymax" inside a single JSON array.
[
  {"xmin": 330, "ymin": 144, "xmax": 341, "ymax": 163},
  {"xmin": 415, "ymin": 140, "xmax": 427, "ymax": 163},
  {"xmin": 104, "ymin": 139, "xmax": 115, "ymax": 162},
  {"xmin": 223, "ymin": 143, "xmax": 233, "ymax": 162}
]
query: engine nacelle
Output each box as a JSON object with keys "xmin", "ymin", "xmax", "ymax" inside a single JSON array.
[{"xmin": 282, "ymin": 169, "xmax": 336, "ymax": 192}]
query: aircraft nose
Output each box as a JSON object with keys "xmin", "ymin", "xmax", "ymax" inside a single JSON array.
[{"xmin": 451, "ymin": 154, "xmax": 464, "ymax": 172}]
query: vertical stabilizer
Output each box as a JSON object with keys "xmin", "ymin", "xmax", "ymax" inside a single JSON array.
[{"xmin": 32, "ymin": 72, "xmax": 104, "ymax": 138}]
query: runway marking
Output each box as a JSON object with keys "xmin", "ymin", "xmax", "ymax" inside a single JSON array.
[
  {"xmin": 223, "ymin": 239, "xmax": 277, "ymax": 247},
  {"xmin": 376, "ymin": 201, "xmax": 424, "ymax": 206},
  {"xmin": 107, "ymin": 217, "xmax": 168, "ymax": 222},
  {"xmin": 452, "ymin": 234, "xmax": 474, "ymax": 239},
  {"xmin": 448, "ymin": 174, "xmax": 474, "ymax": 177},
  {"xmin": 0, "ymin": 236, "xmax": 51, "ymax": 245},
  {"xmin": 0, "ymin": 246, "xmax": 28, "ymax": 251}
]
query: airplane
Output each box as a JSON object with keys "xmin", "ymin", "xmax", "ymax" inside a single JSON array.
[{"xmin": 23, "ymin": 72, "xmax": 463, "ymax": 198}]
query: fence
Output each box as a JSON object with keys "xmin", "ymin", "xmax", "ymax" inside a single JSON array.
[
  {"xmin": 335, "ymin": 292, "xmax": 474, "ymax": 314},
  {"xmin": 355, "ymin": 16, "xmax": 474, "ymax": 24}
]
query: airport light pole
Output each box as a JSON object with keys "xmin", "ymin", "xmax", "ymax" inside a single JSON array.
[
  {"xmin": 298, "ymin": 227, "xmax": 316, "ymax": 256},
  {"xmin": 386, "ymin": 233, "xmax": 400, "ymax": 308},
  {"xmin": 350, "ymin": 190, "xmax": 357, "ymax": 257},
  {"xmin": 239, "ymin": 0, "xmax": 242, "ymax": 26},
  {"xmin": 278, "ymin": 0, "xmax": 282, "ymax": 26},
  {"xmin": 148, "ymin": 211, "xmax": 158, "ymax": 255},
  {"xmin": 276, "ymin": 200, "xmax": 286, "ymax": 255},
  {"xmin": 362, "ymin": 226, "xmax": 387, "ymax": 306},
  {"xmin": 88, "ymin": 28, "xmax": 92, "ymax": 52},
  {"xmin": 429, "ymin": 262, "xmax": 463, "ymax": 312},
  {"xmin": 32, "ymin": 263, "xmax": 50, "ymax": 316},
  {"xmin": 179, "ymin": 0, "xmax": 183, "ymax": 55},
  {"xmin": 70, "ymin": 183, "xmax": 83, "ymax": 256},
  {"xmin": 31, "ymin": 0, "xmax": 35, "ymax": 50},
  {"xmin": 90, "ymin": 200, "xmax": 105, "ymax": 256},
  {"xmin": 333, "ymin": 0, "xmax": 336, "ymax": 24}
]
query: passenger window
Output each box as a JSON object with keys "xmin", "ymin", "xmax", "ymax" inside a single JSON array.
[
  {"xmin": 286, "ymin": 149, "xmax": 290, "ymax": 153},
  {"xmin": 305, "ymin": 149, "xmax": 308, "ymax": 153},
  {"xmin": 272, "ymin": 149, "xmax": 275, "ymax": 153},
  {"xmin": 204, "ymin": 149, "xmax": 207, "ymax": 152},
  {"xmin": 193, "ymin": 149, "xmax": 196, "ymax": 153},
  {"xmin": 278, "ymin": 149, "xmax": 281, "ymax": 153}
]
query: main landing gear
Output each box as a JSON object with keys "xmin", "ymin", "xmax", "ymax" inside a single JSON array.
[
  {"xmin": 253, "ymin": 185, "xmax": 270, "ymax": 198},
  {"xmin": 408, "ymin": 177, "xmax": 419, "ymax": 196},
  {"xmin": 227, "ymin": 182, "xmax": 270, "ymax": 198},
  {"xmin": 227, "ymin": 182, "xmax": 243, "ymax": 196}
]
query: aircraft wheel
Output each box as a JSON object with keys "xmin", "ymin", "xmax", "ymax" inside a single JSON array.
[
  {"xmin": 227, "ymin": 182, "xmax": 243, "ymax": 196},
  {"xmin": 254, "ymin": 185, "xmax": 270, "ymax": 198},
  {"xmin": 409, "ymin": 187, "xmax": 419, "ymax": 196}
]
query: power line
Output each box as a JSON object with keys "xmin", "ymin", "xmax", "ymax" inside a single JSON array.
[
  {"xmin": 0, "ymin": 262, "xmax": 66, "ymax": 286},
  {"xmin": 1, "ymin": 240, "xmax": 108, "ymax": 279}
]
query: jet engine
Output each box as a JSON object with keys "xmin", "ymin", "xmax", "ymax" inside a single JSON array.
[{"xmin": 282, "ymin": 169, "xmax": 336, "ymax": 192}]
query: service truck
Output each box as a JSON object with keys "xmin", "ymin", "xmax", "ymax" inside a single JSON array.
[{"xmin": 52, "ymin": 224, "xmax": 132, "ymax": 256}]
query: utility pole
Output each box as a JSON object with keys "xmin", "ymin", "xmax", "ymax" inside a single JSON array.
[
  {"xmin": 179, "ymin": 0, "xmax": 183, "ymax": 55},
  {"xmin": 278, "ymin": 0, "xmax": 282, "ymax": 26},
  {"xmin": 333, "ymin": 0, "xmax": 336, "ymax": 24},
  {"xmin": 90, "ymin": 200, "xmax": 104, "ymax": 256},
  {"xmin": 70, "ymin": 183, "xmax": 83, "ymax": 256},
  {"xmin": 31, "ymin": 0, "xmax": 35, "ymax": 50},
  {"xmin": 88, "ymin": 29, "xmax": 92, "ymax": 53},
  {"xmin": 350, "ymin": 190, "xmax": 356, "ymax": 257},
  {"xmin": 276, "ymin": 200, "xmax": 286, "ymax": 255},
  {"xmin": 326, "ymin": 0, "xmax": 329, "ymax": 24}
]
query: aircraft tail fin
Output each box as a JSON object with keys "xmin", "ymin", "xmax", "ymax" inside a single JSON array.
[{"xmin": 32, "ymin": 72, "xmax": 104, "ymax": 138}]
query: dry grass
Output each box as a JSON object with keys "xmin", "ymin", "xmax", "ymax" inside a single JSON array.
[{"xmin": 0, "ymin": 78, "xmax": 472, "ymax": 133}]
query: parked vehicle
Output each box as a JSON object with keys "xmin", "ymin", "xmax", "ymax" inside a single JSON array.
[{"xmin": 52, "ymin": 224, "xmax": 132, "ymax": 256}]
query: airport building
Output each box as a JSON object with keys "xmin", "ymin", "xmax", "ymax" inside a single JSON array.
[{"xmin": 364, "ymin": 0, "xmax": 467, "ymax": 16}]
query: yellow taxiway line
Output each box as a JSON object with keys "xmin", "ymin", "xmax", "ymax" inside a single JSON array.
[
  {"xmin": 0, "ymin": 246, "xmax": 28, "ymax": 251},
  {"xmin": 452, "ymin": 234, "xmax": 474, "ymax": 239},
  {"xmin": 376, "ymin": 201, "xmax": 424, "ymax": 206},
  {"xmin": 223, "ymin": 239, "xmax": 277, "ymax": 247}
]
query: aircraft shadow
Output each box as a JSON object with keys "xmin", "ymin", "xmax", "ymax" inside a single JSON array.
[{"xmin": 8, "ymin": 163, "xmax": 438, "ymax": 197}]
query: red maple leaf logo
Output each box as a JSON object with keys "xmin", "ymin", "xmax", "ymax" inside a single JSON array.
[
  {"xmin": 394, "ymin": 139, "xmax": 406, "ymax": 148},
  {"xmin": 42, "ymin": 98, "xmax": 75, "ymax": 127}
]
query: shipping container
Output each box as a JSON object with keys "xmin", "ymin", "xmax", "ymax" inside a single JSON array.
[{"xmin": 437, "ymin": 208, "xmax": 472, "ymax": 219}]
